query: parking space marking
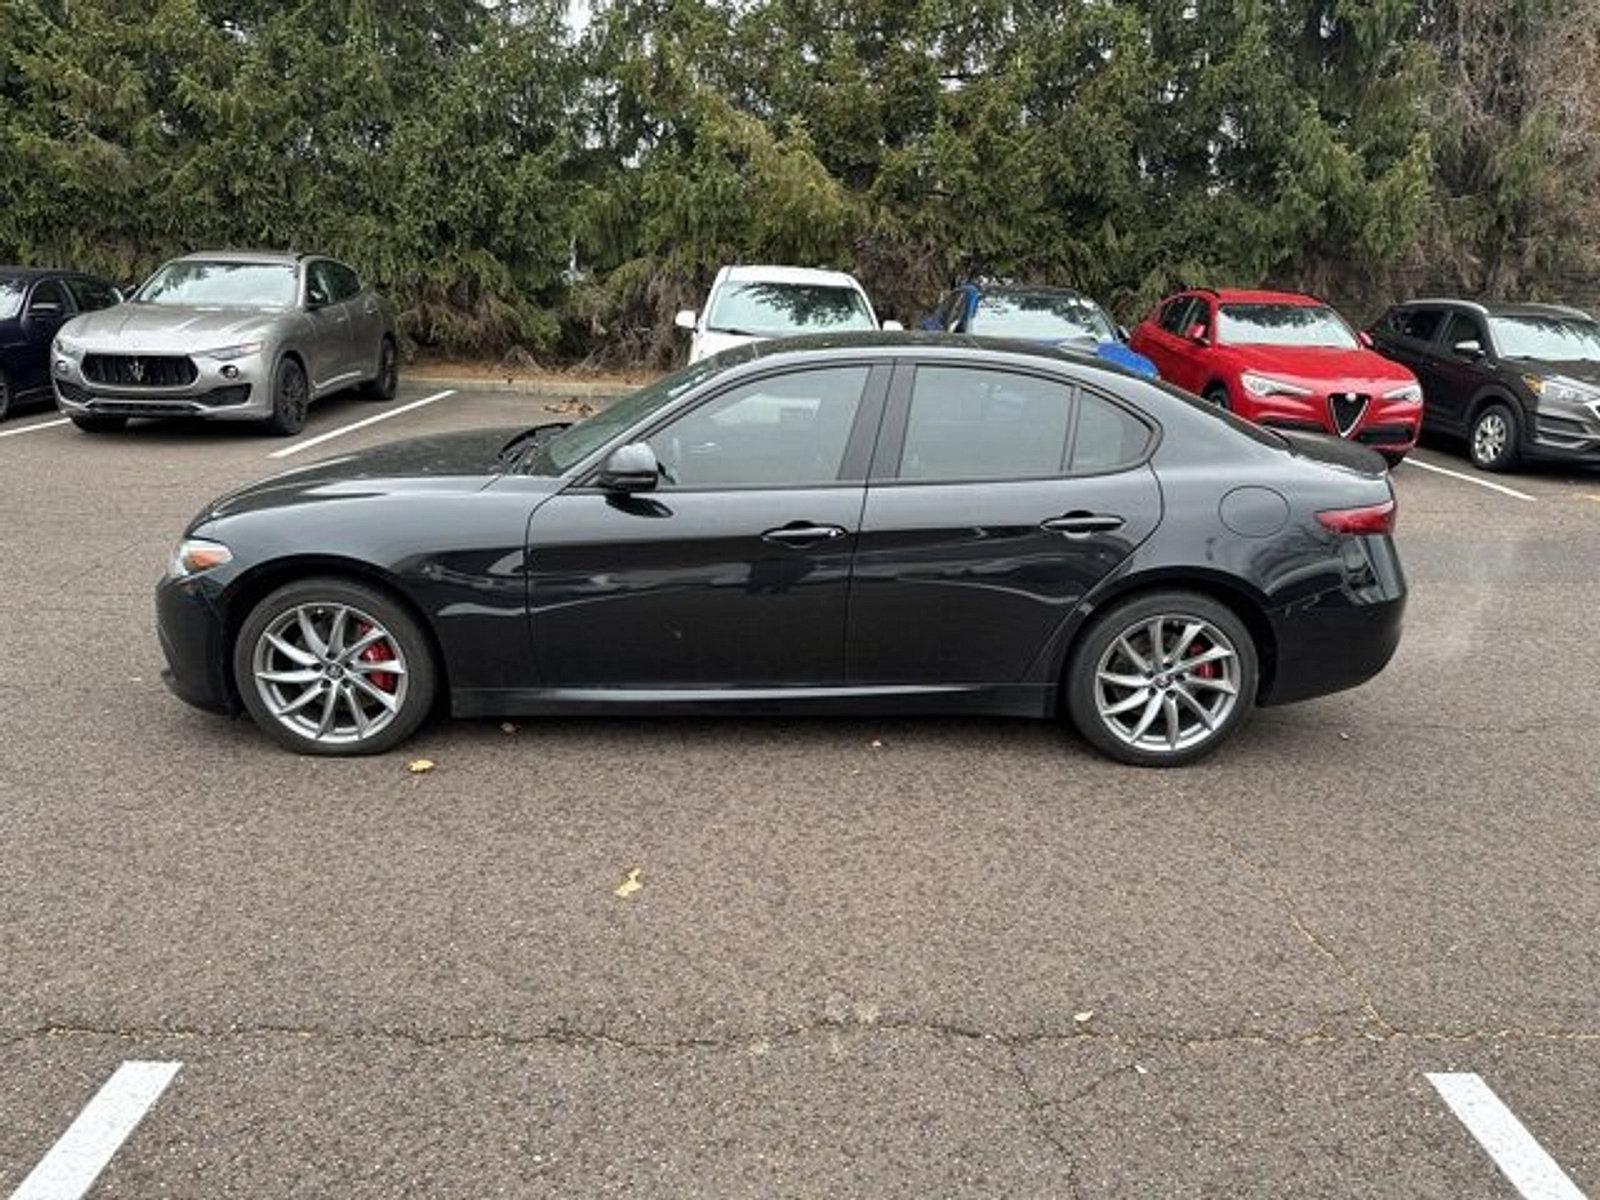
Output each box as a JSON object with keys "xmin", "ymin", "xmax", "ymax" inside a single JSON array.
[
  {"xmin": 1400, "ymin": 455, "xmax": 1537, "ymax": 502},
  {"xmin": 0, "ymin": 417, "xmax": 69, "ymax": 440},
  {"xmin": 267, "ymin": 389, "xmax": 457, "ymax": 459},
  {"xmin": 1426, "ymin": 1072, "xmax": 1586, "ymax": 1200},
  {"xmin": 8, "ymin": 1060, "xmax": 181, "ymax": 1200}
]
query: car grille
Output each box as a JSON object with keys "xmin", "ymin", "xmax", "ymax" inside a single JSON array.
[
  {"xmin": 82, "ymin": 354, "xmax": 198, "ymax": 387},
  {"xmin": 1355, "ymin": 423, "xmax": 1414, "ymax": 446},
  {"xmin": 1328, "ymin": 393, "xmax": 1370, "ymax": 437}
]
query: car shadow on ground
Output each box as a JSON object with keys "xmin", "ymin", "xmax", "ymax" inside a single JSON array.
[{"xmin": 63, "ymin": 392, "xmax": 384, "ymax": 447}]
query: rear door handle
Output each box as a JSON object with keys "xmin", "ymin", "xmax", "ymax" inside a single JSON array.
[
  {"xmin": 1041, "ymin": 512, "xmax": 1125, "ymax": 535},
  {"xmin": 762, "ymin": 522, "xmax": 848, "ymax": 546}
]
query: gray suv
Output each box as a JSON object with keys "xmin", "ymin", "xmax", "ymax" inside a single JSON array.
[{"xmin": 51, "ymin": 251, "xmax": 398, "ymax": 435}]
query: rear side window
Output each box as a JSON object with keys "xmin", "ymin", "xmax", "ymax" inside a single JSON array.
[{"xmin": 898, "ymin": 367, "xmax": 1150, "ymax": 482}]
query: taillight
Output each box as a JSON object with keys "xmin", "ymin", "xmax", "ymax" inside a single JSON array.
[{"xmin": 1316, "ymin": 499, "xmax": 1396, "ymax": 535}]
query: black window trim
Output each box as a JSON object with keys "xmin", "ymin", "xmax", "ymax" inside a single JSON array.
[
  {"xmin": 562, "ymin": 360, "xmax": 894, "ymax": 495},
  {"xmin": 868, "ymin": 359, "xmax": 1159, "ymax": 487}
]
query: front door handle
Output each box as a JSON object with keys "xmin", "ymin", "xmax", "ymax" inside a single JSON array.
[
  {"xmin": 762, "ymin": 522, "xmax": 848, "ymax": 546},
  {"xmin": 1041, "ymin": 511, "xmax": 1125, "ymax": 535}
]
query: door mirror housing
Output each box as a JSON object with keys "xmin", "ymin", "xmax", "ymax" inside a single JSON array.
[
  {"xmin": 674, "ymin": 309, "xmax": 698, "ymax": 332},
  {"xmin": 1185, "ymin": 322, "xmax": 1209, "ymax": 345},
  {"xmin": 881, "ymin": 319, "xmax": 904, "ymax": 332},
  {"xmin": 597, "ymin": 442, "xmax": 660, "ymax": 492},
  {"xmin": 1453, "ymin": 338, "xmax": 1484, "ymax": 360}
]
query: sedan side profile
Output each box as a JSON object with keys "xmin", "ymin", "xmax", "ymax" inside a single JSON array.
[
  {"xmin": 52, "ymin": 251, "xmax": 398, "ymax": 435},
  {"xmin": 158, "ymin": 335, "xmax": 1405, "ymax": 767},
  {"xmin": 0, "ymin": 267, "xmax": 121, "ymax": 421},
  {"xmin": 1130, "ymin": 288, "xmax": 1423, "ymax": 464}
]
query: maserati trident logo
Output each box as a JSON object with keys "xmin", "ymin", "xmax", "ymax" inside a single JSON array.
[{"xmin": 129, "ymin": 358, "xmax": 145, "ymax": 383}]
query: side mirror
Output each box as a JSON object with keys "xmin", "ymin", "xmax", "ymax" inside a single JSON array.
[
  {"xmin": 1186, "ymin": 322, "xmax": 1209, "ymax": 345},
  {"xmin": 881, "ymin": 319, "xmax": 903, "ymax": 332},
  {"xmin": 1453, "ymin": 339, "xmax": 1483, "ymax": 359},
  {"xmin": 597, "ymin": 442, "xmax": 660, "ymax": 492},
  {"xmin": 674, "ymin": 309, "xmax": 698, "ymax": 331},
  {"xmin": 1358, "ymin": 330, "xmax": 1374, "ymax": 348}
]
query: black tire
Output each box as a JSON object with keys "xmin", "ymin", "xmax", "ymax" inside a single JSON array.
[
  {"xmin": 69, "ymin": 413, "xmax": 128, "ymax": 433},
  {"xmin": 233, "ymin": 577, "xmax": 438, "ymax": 756},
  {"xmin": 359, "ymin": 336, "xmax": 399, "ymax": 401},
  {"xmin": 1065, "ymin": 590, "xmax": 1258, "ymax": 768},
  {"xmin": 1204, "ymin": 384, "xmax": 1230, "ymax": 411},
  {"xmin": 264, "ymin": 355, "xmax": 310, "ymax": 436},
  {"xmin": 1468, "ymin": 402, "xmax": 1521, "ymax": 472}
]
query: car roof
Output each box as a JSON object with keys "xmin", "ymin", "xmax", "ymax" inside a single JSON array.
[
  {"xmin": 719, "ymin": 265, "xmax": 865, "ymax": 289},
  {"xmin": 965, "ymin": 284, "xmax": 1095, "ymax": 302},
  {"xmin": 171, "ymin": 250, "xmax": 309, "ymax": 266},
  {"xmin": 1397, "ymin": 297, "xmax": 1593, "ymax": 320},
  {"xmin": 713, "ymin": 330, "xmax": 1144, "ymax": 379},
  {"xmin": 0, "ymin": 265, "xmax": 104, "ymax": 281},
  {"xmin": 1208, "ymin": 288, "xmax": 1322, "ymax": 306}
]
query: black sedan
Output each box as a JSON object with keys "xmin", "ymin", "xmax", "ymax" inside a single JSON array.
[
  {"xmin": 158, "ymin": 334, "xmax": 1406, "ymax": 766},
  {"xmin": 0, "ymin": 267, "xmax": 121, "ymax": 420}
]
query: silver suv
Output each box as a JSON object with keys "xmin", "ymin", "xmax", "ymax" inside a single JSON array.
[{"xmin": 52, "ymin": 251, "xmax": 398, "ymax": 435}]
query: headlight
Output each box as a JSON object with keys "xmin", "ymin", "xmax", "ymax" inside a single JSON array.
[
  {"xmin": 1240, "ymin": 372, "xmax": 1313, "ymax": 398},
  {"xmin": 1382, "ymin": 382, "xmax": 1423, "ymax": 403},
  {"xmin": 1524, "ymin": 375, "xmax": 1600, "ymax": 405},
  {"xmin": 169, "ymin": 537, "xmax": 233, "ymax": 578},
  {"xmin": 202, "ymin": 342, "xmax": 265, "ymax": 361},
  {"xmin": 53, "ymin": 336, "xmax": 86, "ymax": 359}
]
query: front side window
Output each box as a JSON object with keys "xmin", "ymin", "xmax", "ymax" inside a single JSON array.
[
  {"xmin": 1440, "ymin": 311, "xmax": 1487, "ymax": 352},
  {"xmin": 328, "ymin": 262, "xmax": 362, "ymax": 302},
  {"xmin": 28, "ymin": 279, "xmax": 70, "ymax": 313},
  {"xmin": 67, "ymin": 277, "xmax": 120, "ymax": 312},
  {"xmin": 648, "ymin": 366, "xmax": 870, "ymax": 488},
  {"xmin": 136, "ymin": 261, "xmax": 298, "ymax": 309},
  {"xmin": 1487, "ymin": 315, "xmax": 1600, "ymax": 362},
  {"xmin": 900, "ymin": 367, "xmax": 1075, "ymax": 481},
  {"xmin": 1216, "ymin": 303, "xmax": 1358, "ymax": 349},
  {"xmin": 1159, "ymin": 296, "xmax": 1199, "ymax": 334},
  {"xmin": 1391, "ymin": 307, "xmax": 1444, "ymax": 343},
  {"xmin": 706, "ymin": 282, "xmax": 876, "ymax": 337},
  {"xmin": 967, "ymin": 293, "xmax": 1117, "ymax": 343}
]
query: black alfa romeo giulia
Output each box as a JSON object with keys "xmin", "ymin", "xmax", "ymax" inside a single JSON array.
[{"xmin": 157, "ymin": 334, "xmax": 1406, "ymax": 766}]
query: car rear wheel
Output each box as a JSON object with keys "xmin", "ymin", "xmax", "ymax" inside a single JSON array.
[
  {"xmin": 1066, "ymin": 591, "xmax": 1257, "ymax": 767},
  {"xmin": 234, "ymin": 578, "xmax": 437, "ymax": 756},
  {"xmin": 264, "ymin": 356, "xmax": 309, "ymax": 436},
  {"xmin": 359, "ymin": 336, "xmax": 398, "ymax": 401},
  {"xmin": 1204, "ymin": 384, "xmax": 1230, "ymax": 411},
  {"xmin": 69, "ymin": 414, "xmax": 128, "ymax": 433},
  {"xmin": 1469, "ymin": 402, "xmax": 1521, "ymax": 472}
]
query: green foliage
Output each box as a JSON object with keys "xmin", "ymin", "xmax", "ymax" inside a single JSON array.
[{"xmin": 1, "ymin": 0, "xmax": 1594, "ymax": 358}]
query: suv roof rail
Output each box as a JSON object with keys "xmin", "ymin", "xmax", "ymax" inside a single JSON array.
[{"xmin": 1408, "ymin": 297, "xmax": 1489, "ymax": 313}]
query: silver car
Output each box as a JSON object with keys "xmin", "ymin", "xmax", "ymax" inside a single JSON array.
[{"xmin": 51, "ymin": 251, "xmax": 398, "ymax": 435}]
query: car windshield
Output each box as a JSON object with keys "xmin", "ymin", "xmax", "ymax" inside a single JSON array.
[
  {"xmin": 706, "ymin": 282, "xmax": 876, "ymax": 336},
  {"xmin": 968, "ymin": 293, "xmax": 1116, "ymax": 342},
  {"xmin": 134, "ymin": 261, "xmax": 298, "ymax": 309},
  {"xmin": 1488, "ymin": 315, "xmax": 1600, "ymax": 361},
  {"xmin": 1217, "ymin": 303, "xmax": 1359, "ymax": 349},
  {"xmin": 0, "ymin": 278, "xmax": 24, "ymax": 320},
  {"xmin": 525, "ymin": 356, "xmax": 732, "ymax": 474}
]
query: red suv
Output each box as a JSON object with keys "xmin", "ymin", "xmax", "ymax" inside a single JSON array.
[{"xmin": 1129, "ymin": 289, "xmax": 1423, "ymax": 463}]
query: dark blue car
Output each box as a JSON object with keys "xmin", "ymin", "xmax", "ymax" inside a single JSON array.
[
  {"xmin": 921, "ymin": 284, "xmax": 1159, "ymax": 378},
  {"xmin": 0, "ymin": 267, "xmax": 122, "ymax": 420}
]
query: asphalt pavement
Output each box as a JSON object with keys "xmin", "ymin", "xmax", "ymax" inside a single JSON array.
[{"xmin": 1, "ymin": 382, "xmax": 1597, "ymax": 1198}]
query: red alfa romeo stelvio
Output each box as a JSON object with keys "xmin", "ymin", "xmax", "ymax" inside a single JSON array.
[{"xmin": 1129, "ymin": 288, "xmax": 1423, "ymax": 464}]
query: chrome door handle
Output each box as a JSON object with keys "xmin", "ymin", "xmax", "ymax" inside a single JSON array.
[
  {"xmin": 762, "ymin": 523, "xmax": 848, "ymax": 545},
  {"xmin": 1041, "ymin": 512, "xmax": 1124, "ymax": 535}
]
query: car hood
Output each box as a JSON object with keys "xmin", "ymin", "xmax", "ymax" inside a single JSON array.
[
  {"xmin": 63, "ymin": 303, "xmax": 290, "ymax": 351},
  {"xmin": 1225, "ymin": 344, "xmax": 1415, "ymax": 389},
  {"xmin": 202, "ymin": 427, "xmax": 543, "ymax": 520},
  {"xmin": 1508, "ymin": 357, "xmax": 1600, "ymax": 389}
]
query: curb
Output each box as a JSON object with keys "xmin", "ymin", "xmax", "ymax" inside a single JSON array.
[{"xmin": 404, "ymin": 373, "xmax": 638, "ymax": 399}]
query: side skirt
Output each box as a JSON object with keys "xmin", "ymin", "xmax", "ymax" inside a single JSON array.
[{"xmin": 452, "ymin": 683, "xmax": 1058, "ymax": 720}]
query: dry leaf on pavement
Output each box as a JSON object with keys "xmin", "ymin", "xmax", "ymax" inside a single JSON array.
[
  {"xmin": 407, "ymin": 758, "xmax": 436, "ymax": 774},
  {"xmin": 614, "ymin": 867, "xmax": 643, "ymax": 898}
]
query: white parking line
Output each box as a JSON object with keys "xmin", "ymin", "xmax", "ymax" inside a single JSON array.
[
  {"xmin": 268, "ymin": 389, "xmax": 457, "ymax": 459},
  {"xmin": 1426, "ymin": 1072, "xmax": 1586, "ymax": 1200},
  {"xmin": 0, "ymin": 417, "xmax": 69, "ymax": 440},
  {"xmin": 1401, "ymin": 454, "xmax": 1537, "ymax": 502},
  {"xmin": 8, "ymin": 1061, "xmax": 182, "ymax": 1200}
]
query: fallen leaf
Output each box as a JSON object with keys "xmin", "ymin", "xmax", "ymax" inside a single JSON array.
[
  {"xmin": 869, "ymin": 738, "xmax": 884, "ymax": 749},
  {"xmin": 614, "ymin": 867, "xmax": 642, "ymax": 898},
  {"xmin": 1073, "ymin": 1010, "xmax": 1095, "ymax": 1024},
  {"xmin": 1338, "ymin": 732, "xmax": 1351, "ymax": 741},
  {"xmin": 407, "ymin": 758, "xmax": 436, "ymax": 774},
  {"xmin": 1134, "ymin": 1063, "xmax": 1149, "ymax": 1075},
  {"xmin": 500, "ymin": 721, "xmax": 518, "ymax": 734}
]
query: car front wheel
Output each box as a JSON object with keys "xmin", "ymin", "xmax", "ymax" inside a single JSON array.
[
  {"xmin": 1469, "ymin": 402, "xmax": 1521, "ymax": 472},
  {"xmin": 1205, "ymin": 384, "xmax": 1230, "ymax": 411},
  {"xmin": 264, "ymin": 356, "xmax": 310, "ymax": 436},
  {"xmin": 234, "ymin": 578, "xmax": 437, "ymax": 755},
  {"xmin": 1065, "ymin": 591, "xmax": 1257, "ymax": 767}
]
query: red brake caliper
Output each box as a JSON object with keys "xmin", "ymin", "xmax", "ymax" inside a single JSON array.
[
  {"xmin": 1190, "ymin": 637, "xmax": 1217, "ymax": 680},
  {"xmin": 354, "ymin": 621, "xmax": 398, "ymax": 693}
]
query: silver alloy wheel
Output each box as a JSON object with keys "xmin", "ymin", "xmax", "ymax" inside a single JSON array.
[
  {"xmin": 251, "ymin": 602, "xmax": 409, "ymax": 745},
  {"xmin": 1473, "ymin": 411, "xmax": 1509, "ymax": 465},
  {"xmin": 1093, "ymin": 613, "xmax": 1241, "ymax": 754}
]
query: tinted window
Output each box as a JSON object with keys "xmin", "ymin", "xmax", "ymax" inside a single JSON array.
[
  {"xmin": 0, "ymin": 278, "xmax": 23, "ymax": 320},
  {"xmin": 1158, "ymin": 296, "xmax": 1199, "ymax": 333},
  {"xmin": 1439, "ymin": 311, "xmax": 1486, "ymax": 351},
  {"xmin": 706, "ymin": 282, "xmax": 876, "ymax": 336},
  {"xmin": 1072, "ymin": 392, "xmax": 1151, "ymax": 471},
  {"xmin": 1390, "ymin": 307, "xmax": 1444, "ymax": 342},
  {"xmin": 66, "ymin": 277, "xmax": 120, "ymax": 312},
  {"xmin": 648, "ymin": 366, "xmax": 869, "ymax": 488},
  {"xmin": 1486, "ymin": 315, "xmax": 1600, "ymax": 361},
  {"xmin": 327, "ymin": 262, "xmax": 362, "ymax": 302},
  {"xmin": 900, "ymin": 367, "xmax": 1073, "ymax": 481},
  {"xmin": 1216, "ymin": 303, "xmax": 1358, "ymax": 349},
  {"xmin": 28, "ymin": 279, "xmax": 70, "ymax": 312},
  {"xmin": 305, "ymin": 262, "xmax": 337, "ymax": 306},
  {"xmin": 967, "ymin": 292, "xmax": 1117, "ymax": 342},
  {"xmin": 137, "ymin": 261, "xmax": 297, "ymax": 309}
]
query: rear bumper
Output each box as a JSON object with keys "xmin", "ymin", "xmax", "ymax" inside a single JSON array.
[{"xmin": 156, "ymin": 576, "xmax": 237, "ymax": 714}]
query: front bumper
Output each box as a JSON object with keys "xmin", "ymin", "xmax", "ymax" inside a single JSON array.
[
  {"xmin": 1236, "ymin": 388, "xmax": 1422, "ymax": 455},
  {"xmin": 53, "ymin": 349, "xmax": 272, "ymax": 421},
  {"xmin": 156, "ymin": 574, "xmax": 238, "ymax": 714},
  {"xmin": 1526, "ymin": 394, "xmax": 1600, "ymax": 462}
]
